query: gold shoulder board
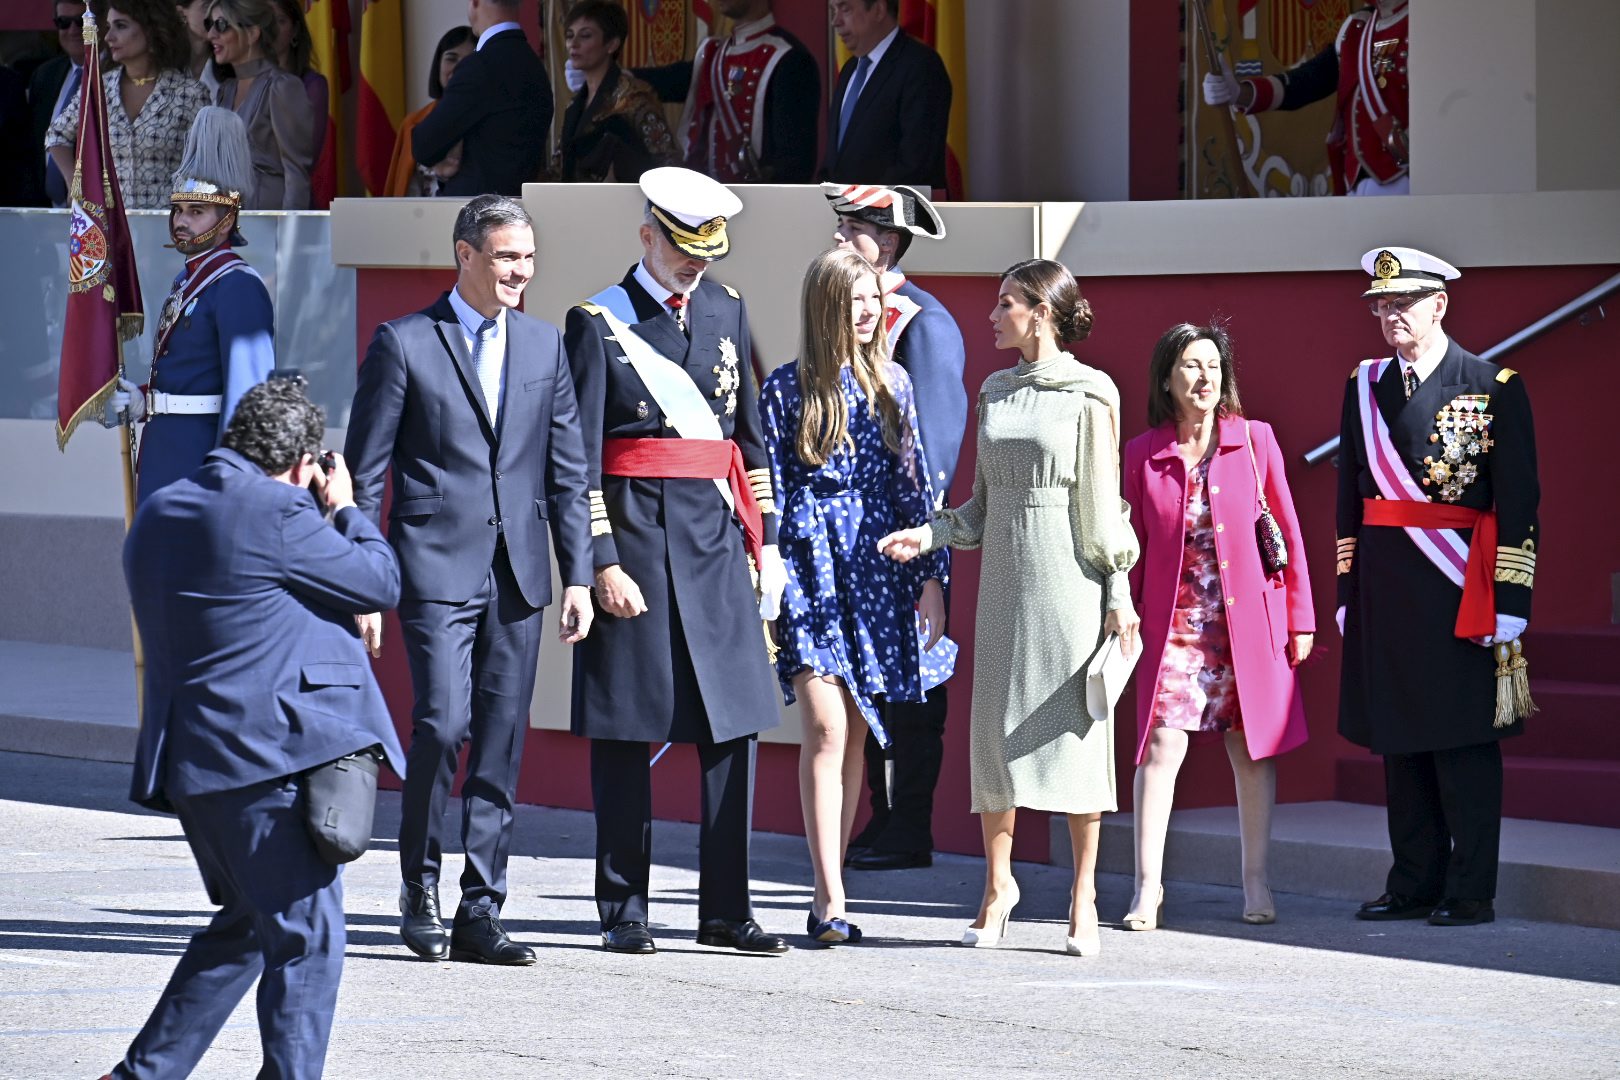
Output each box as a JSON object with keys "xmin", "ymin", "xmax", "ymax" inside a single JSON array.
[
  {"xmin": 577, "ymin": 301, "xmax": 605, "ymax": 316},
  {"xmin": 722, "ymin": 284, "xmax": 740, "ymax": 299},
  {"xmin": 1495, "ymin": 367, "xmax": 1517, "ymax": 384}
]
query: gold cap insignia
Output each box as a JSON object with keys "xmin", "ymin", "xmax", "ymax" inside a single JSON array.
[{"xmin": 1372, "ymin": 249, "xmax": 1401, "ymax": 285}]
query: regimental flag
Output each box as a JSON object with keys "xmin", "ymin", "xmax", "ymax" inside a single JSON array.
[
  {"xmin": 1270, "ymin": 0, "xmax": 1348, "ymax": 65},
  {"xmin": 1235, "ymin": 0, "xmax": 1263, "ymax": 75},
  {"xmin": 357, "ymin": 0, "xmax": 405, "ymax": 196},
  {"xmin": 305, "ymin": 0, "xmax": 352, "ymax": 202},
  {"xmin": 621, "ymin": 0, "xmax": 689, "ymax": 67},
  {"xmin": 56, "ymin": 11, "xmax": 142, "ymax": 451}
]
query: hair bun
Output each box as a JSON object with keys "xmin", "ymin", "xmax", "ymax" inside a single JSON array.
[{"xmin": 1061, "ymin": 298, "xmax": 1094, "ymax": 344}]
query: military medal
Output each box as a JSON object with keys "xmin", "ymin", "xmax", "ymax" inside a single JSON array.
[
  {"xmin": 1423, "ymin": 395, "xmax": 1493, "ymax": 501},
  {"xmin": 716, "ymin": 337, "xmax": 741, "ymax": 415},
  {"xmin": 636, "ymin": 400, "xmax": 649, "ymax": 420}
]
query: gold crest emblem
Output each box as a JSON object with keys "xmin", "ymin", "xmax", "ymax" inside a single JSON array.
[
  {"xmin": 698, "ymin": 216, "xmax": 726, "ymax": 238},
  {"xmin": 1372, "ymin": 249, "xmax": 1401, "ymax": 285}
]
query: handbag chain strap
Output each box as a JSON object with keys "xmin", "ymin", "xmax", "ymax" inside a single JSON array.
[{"xmin": 1243, "ymin": 420, "xmax": 1273, "ymax": 514}]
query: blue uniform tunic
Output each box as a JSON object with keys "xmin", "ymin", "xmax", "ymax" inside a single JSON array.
[{"xmin": 136, "ymin": 249, "xmax": 275, "ymax": 503}]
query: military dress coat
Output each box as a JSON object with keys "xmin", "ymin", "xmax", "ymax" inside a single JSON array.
[
  {"xmin": 1336, "ymin": 337, "xmax": 1539, "ymax": 755},
  {"xmin": 564, "ymin": 268, "xmax": 780, "ymax": 745}
]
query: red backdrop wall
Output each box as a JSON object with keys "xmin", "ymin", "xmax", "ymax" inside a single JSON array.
[{"xmin": 357, "ymin": 259, "xmax": 1618, "ymax": 864}]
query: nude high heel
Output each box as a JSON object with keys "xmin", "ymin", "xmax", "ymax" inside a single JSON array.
[
  {"xmin": 962, "ymin": 882, "xmax": 1020, "ymax": 947},
  {"xmin": 1122, "ymin": 885, "xmax": 1165, "ymax": 932},
  {"xmin": 1243, "ymin": 886, "xmax": 1276, "ymax": 925},
  {"xmin": 1065, "ymin": 901, "xmax": 1101, "ymax": 956}
]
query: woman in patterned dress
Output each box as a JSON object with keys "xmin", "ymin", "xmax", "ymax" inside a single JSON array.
[
  {"xmin": 553, "ymin": 0, "xmax": 675, "ymax": 183},
  {"xmin": 1121, "ymin": 323, "xmax": 1314, "ymax": 928},
  {"xmin": 46, "ymin": 0, "xmax": 211, "ymax": 209},
  {"xmin": 761, "ymin": 248, "xmax": 950, "ymax": 944},
  {"xmin": 880, "ymin": 260, "xmax": 1139, "ymax": 957}
]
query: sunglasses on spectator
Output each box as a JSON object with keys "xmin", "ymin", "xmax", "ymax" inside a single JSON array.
[
  {"xmin": 54, "ymin": 15, "xmax": 84, "ymax": 31},
  {"xmin": 205, "ymin": 17, "xmax": 236, "ymax": 33}
]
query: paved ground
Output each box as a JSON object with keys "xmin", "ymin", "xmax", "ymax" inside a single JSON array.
[{"xmin": 1, "ymin": 750, "xmax": 1616, "ymax": 1080}]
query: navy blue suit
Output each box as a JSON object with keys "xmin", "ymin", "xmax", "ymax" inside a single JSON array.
[
  {"xmin": 345, "ymin": 292, "xmax": 592, "ymax": 920},
  {"xmin": 822, "ymin": 30, "xmax": 952, "ymax": 190},
  {"xmin": 411, "ymin": 27, "xmax": 552, "ymax": 196},
  {"xmin": 116, "ymin": 447, "xmax": 402, "ymax": 1080}
]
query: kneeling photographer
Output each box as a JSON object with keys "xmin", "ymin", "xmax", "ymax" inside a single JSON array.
[{"xmin": 107, "ymin": 376, "xmax": 405, "ymax": 1080}]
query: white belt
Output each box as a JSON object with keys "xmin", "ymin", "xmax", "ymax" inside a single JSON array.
[{"xmin": 147, "ymin": 391, "xmax": 223, "ymax": 416}]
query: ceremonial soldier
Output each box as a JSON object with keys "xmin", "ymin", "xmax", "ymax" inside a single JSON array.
[
  {"xmin": 565, "ymin": 166, "xmax": 789, "ymax": 956},
  {"xmin": 633, "ymin": 0, "xmax": 819, "ymax": 183},
  {"xmin": 823, "ymin": 182, "xmax": 967, "ymax": 871},
  {"xmin": 104, "ymin": 106, "xmax": 274, "ymax": 501},
  {"xmin": 1204, "ymin": 0, "xmax": 1410, "ymax": 195},
  {"xmin": 1336, "ymin": 246, "xmax": 1539, "ymax": 927}
]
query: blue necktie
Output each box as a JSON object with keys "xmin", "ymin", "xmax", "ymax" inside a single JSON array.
[
  {"xmin": 472, "ymin": 318, "xmax": 500, "ymax": 425},
  {"xmin": 45, "ymin": 65, "xmax": 82, "ymax": 206},
  {"xmin": 837, "ymin": 56, "xmax": 873, "ymax": 150}
]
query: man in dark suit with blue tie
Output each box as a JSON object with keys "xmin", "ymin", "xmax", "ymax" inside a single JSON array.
[
  {"xmin": 346, "ymin": 194, "xmax": 595, "ymax": 966},
  {"xmin": 412, "ymin": 0, "xmax": 553, "ymax": 196},
  {"xmin": 105, "ymin": 377, "xmax": 404, "ymax": 1080},
  {"xmin": 822, "ymin": 0, "xmax": 952, "ymax": 191}
]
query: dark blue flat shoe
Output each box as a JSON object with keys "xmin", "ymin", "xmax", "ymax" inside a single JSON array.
[{"xmin": 806, "ymin": 909, "xmax": 851, "ymax": 944}]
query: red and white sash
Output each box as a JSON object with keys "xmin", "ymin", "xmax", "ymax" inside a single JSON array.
[
  {"xmin": 152, "ymin": 248, "xmax": 258, "ymax": 362},
  {"xmin": 1357, "ymin": 357, "xmax": 1469, "ymax": 588}
]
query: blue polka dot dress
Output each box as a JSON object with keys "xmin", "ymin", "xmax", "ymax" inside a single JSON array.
[{"xmin": 759, "ymin": 361, "xmax": 957, "ymax": 747}]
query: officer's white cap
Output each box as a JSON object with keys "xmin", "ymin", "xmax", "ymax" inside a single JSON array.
[
  {"xmin": 1361, "ymin": 246, "xmax": 1461, "ymax": 298},
  {"xmin": 640, "ymin": 167, "xmax": 743, "ymax": 261}
]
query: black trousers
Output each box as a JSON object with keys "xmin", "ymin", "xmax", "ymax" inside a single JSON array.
[
  {"xmin": 396, "ymin": 545, "xmax": 543, "ymax": 920},
  {"xmin": 1382, "ymin": 741, "xmax": 1504, "ymax": 901},
  {"xmin": 591, "ymin": 735, "xmax": 756, "ymax": 930},
  {"xmin": 853, "ymin": 685, "xmax": 948, "ymax": 854}
]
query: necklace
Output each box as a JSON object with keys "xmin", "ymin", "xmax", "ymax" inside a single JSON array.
[{"xmin": 127, "ymin": 73, "xmax": 156, "ymax": 86}]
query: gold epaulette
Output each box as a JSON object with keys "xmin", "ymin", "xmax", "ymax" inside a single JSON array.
[
  {"xmin": 721, "ymin": 284, "xmax": 740, "ymax": 299},
  {"xmin": 1350, "ymin": 364, "xmax": 1362, "ymax": 379},
  {"xmin": 1495, "ymin": 539, "xmax": 1535, "ymax": 587},
  {"xmin": 577, "ymin": 301, "xmax": 604, "ymax": 317},
  {"xmin": 588, "ymin": 489, "xmax": 612, "ymax": 537},
  {"xmin": 1496, "ymin": 367, "xmax": 1517, "ymax": 384}
]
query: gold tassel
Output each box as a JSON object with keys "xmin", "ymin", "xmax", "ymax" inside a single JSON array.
[{"xmin": 1493, "ymin": 638, "xmax": 1538, "ymax": 728}]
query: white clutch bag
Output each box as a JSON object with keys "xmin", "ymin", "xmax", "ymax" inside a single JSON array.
[{"xmin": 1085, "ymin": 633, "xmax": 1141, "ymax": 723}]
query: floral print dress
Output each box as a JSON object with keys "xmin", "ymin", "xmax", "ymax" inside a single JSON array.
[
  {"xmin": 759, "ymin": 361, "xmax": 956, "ymax": 747},
  {"xmin": 1150, "ymin": 458, "xmax": 1243, "ymax": 733}
]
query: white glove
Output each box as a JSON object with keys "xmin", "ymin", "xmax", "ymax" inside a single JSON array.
[
  {"xmin": 564, "ymin": 58, "xmax": 586, "ymax": 93},
  {"xmin": 1335, "ymin": 606, "xmax": 1346, "ymax": 637},
  {"xmin": 757, "ymin": 544, "xmax": 787, "ymax": 621},
  {"xmin": 101, "ymin": 377, "xmax": 145, "ymax": 427},
  {"xmin": 1203, "ymin": 62, "xmax": 1240, "ymax": 107},
  {"xmin": 1479, "ymin": 615, "xmax": 1527, "ymax": 646}
]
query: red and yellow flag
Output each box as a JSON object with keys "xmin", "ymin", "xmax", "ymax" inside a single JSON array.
[
  {"xmin": 358, "ymin": 0, "xmax": 406, "ymax": 196},
  {"xmin": 305, "ymin": 0, "xmax": 351, "ymax": 203},
  {"xmin": 56, "ymin": 11, "xmax": 143, "ymax": 450}
]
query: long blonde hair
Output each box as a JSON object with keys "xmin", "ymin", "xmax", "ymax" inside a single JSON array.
[{"xmin": 795, "ymin": 248, "xmax": 905, "ymax": 467}]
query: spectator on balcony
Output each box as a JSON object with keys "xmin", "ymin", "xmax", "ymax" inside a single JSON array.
[
  {"xmin": 267, "ymin": 0, "xmax": 328, "ymax": 206},
  {"xmin": 1121, "ymin": 322, "xmax": 1314, "ymax": 931},
  {"xmin": 383, "ymin": 25, "xmax": 474, "ymax": 197},
  {"xmin": 552, "ymin": 0, "xmax": 674, "ymax": 183},
  {"xmin": 45, "ymin": 0, "xmax": 211, "ymax": 209},
  {"xmin": 175, "ymin": 0, "xmax": 222, "ymax": 91},
  {"xmin": 411, "ymin": 0, "xmax": 552, "ymax": 197},
  {"xmin": 822, "ymin": 0, "xmax": 951, "ymax": 193},
  {"xmin": 30, "ymin": 0, "xmax": 88, "ymax": 207},
  {"xmin": 206, "ymin": 0, "xmax": 317, "ymax": 209}
]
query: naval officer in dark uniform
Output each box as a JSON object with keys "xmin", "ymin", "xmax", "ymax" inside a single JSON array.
[
  {"xmin": 103, "ymin": 107, "xmax": 274, "ymax": 502},
  {"xmin": 565, "ymin": 166, "xmax": 789, "ymax": 955},
  {"xmin": 1336, "ymin": 246, "xmax": 1540, "ymax": 927},
  {"xmin": 823, "ymin": 181, "xmax": 967, "ymax": 871}
]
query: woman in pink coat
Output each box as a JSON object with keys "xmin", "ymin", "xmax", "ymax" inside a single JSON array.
[{"xmin": 1121, "ymin": 322, "xmax": 1314, "ymax": 928}]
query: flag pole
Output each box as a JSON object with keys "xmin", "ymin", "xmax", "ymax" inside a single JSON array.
[
  {"xmin": 1192, "ymin": 0, "xmax": 1256, "ymax": 198},
  {"xmin": 118, "ymin": 347, "xmax": 145, "ymax": 725}
]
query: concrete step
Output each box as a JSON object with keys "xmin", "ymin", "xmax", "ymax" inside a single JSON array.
[
  {"xmin": 0, "ymin": 640, "xmax": 137, "ymax": 764},
  {"xmin": 1525, "ymin": 626, "xmax": 1620, "ymax": 685},
  {"xmin": 1336, "ymin": 750, "xmax": 1620, "ymax": 829},
  {"xmin": 1498, "ymin": 681, "xmax": 1620, "ymax": 758},
  {"xmin": 1049, "ymin": 800, "xmax": 1620, "ymax": 931}
]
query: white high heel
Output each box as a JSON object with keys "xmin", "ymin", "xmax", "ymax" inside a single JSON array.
[
  {"xmin": 962, "ymin": 882, "xmax": 1020, "ymax": 947},
  {"xmin": 1122, "ymin": 885, "xmax": 1165, "ymax": 932},
  {"xmin": 1065, "ymin": 899, "xmax": 1101, "ymax": 956}
]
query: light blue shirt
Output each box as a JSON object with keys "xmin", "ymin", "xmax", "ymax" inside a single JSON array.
[{"xmin": 447, "ymin": 285, "xmax": 507, "ymax": 416}]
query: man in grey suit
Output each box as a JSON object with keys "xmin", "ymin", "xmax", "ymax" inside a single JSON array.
[{"xmin": 346, "ymin": 194, "xmax": 594, "ymax": 965}]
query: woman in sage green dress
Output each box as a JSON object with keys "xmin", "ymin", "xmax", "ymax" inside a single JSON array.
[{"xmin": 879, "ymin": 259, "xmax": 1140, "ymax": 958}]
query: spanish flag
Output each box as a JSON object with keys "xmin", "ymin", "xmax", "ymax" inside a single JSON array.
[
  {"xmin": 358, "ymin": 0, "xmax": 406, "ymax": 196},
  {"xmin": 57, "ymin": 10, "xmax": 142, "ymax": 451},
  {"xmin": 835, "ymin": 0, "xmax": 968, "ymax": 199},
  {"xmin": 305, "ymin": 0, "xmax": 351, "ymax": 203}
]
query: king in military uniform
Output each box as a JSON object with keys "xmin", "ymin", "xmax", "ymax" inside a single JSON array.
[
  {"xmin": 1336, "ymin": 246, "xmax": 1540, "ymax": 927},
  {"xmin": 564, "ymin": 166, "xmax": 789, "ymax": 956},
  {"xmin": 104, "ymin": 106, "xmax": 274, "ymax": 501}
]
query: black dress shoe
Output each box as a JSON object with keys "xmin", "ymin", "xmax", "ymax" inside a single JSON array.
[
  {"xmin": 449, "ymin": 912, "xmax": 536, "ymax": 965},
  {"xmin": 695, "ymin": 918, "xmax": 789, "ymax": 954},
  {"xmin": 850, "ymin": 848, "xmax": 932, "ymax": 871},
  {"xmin": 399, "ymin": 883, "xmax": 448, "ymax": 960},
  {"xmin": 1428, "ymin": 898, "xmax": 1495, "ymax": 926},
  {"xmin": 602, "ymin": 921, "xmax": 657, "ymax": 954},
  {"xmin": 1355, "ymin": 892, "xmax": 1438, "ymax": 921}
]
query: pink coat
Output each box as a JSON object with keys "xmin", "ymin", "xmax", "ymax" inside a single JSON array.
[{"xmin": 1123, "ymin": 417, "xmax": 1314, "ymax": 763}]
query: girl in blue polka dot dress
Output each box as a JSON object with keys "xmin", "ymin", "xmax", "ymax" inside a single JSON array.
[{"xmin": 759, "ymin": 248, "xmax": 955, "ymax": 945}]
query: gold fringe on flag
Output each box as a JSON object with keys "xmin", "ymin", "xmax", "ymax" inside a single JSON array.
[{"xmin": 1493, "ymin": 638, "xmax": 1538, "ymax": 728}]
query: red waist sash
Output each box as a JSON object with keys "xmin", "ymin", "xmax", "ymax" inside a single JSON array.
[
  {"xmin": 1362, "ymin": 499, "xmax": 1496, "ymax": 638},
  {"xmin": 602, "ymin": 437, "xmax": 763, "ymax": 566}
]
